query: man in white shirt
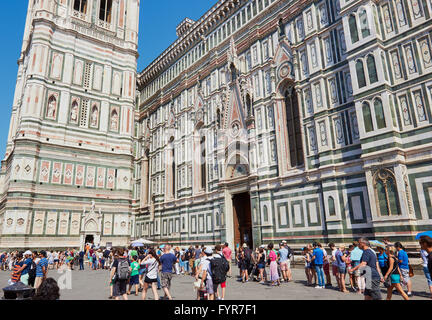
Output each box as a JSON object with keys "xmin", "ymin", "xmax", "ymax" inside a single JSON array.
[{"xmin": 195, "ymin": 248, "xmax": 214, "ymax": 300}]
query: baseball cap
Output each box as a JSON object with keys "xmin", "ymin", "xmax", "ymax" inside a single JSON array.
[
  {"xmin": 242, "ymin": 243, "xmax": 247, "ymax": 248},
  {"xmin": 24, "ymin": 250, "xmax": 32, "ymax": 256},
  {"xmin": 204, "ymin": 248, "xmax": 213, "ymax": 255}
]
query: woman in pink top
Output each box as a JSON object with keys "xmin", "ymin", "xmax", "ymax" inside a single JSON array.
[{"xmin": 267, "ymin": 243, "xmax": 280, "ymax": 286}]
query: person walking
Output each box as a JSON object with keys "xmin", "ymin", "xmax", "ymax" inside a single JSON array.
[
  {"xmin": 267, "ymin": 243, "xmax": 280, "ymax": 286},
  {"xmin": 127, "ymin": 255, "xmax": 140, "ymax": 296},
  {"xmin": 195, "ymin": 247, "xmax": 215, "ymax": 300},
  {"xmin": 140, "ymin": 249, "xmax": 160, "ymax": 300},
  {"xmin": 237, "ymin": 247, "xmax": 248, "ymax": 283},
  {"xmin": 395, "ymin": 242, "xmax": 412, "ymax": 297},
  {"xmin": 419, "ymin": 236, "xmax": 432, "ymax": 299},
  {"xmin": 160, "ymin": 245, "xmax": 178, "ymax": 300},
  {"xmin": 311, "ymin": 242, "xmax": 325, "ymax": 289},
  {"xmin": 421, "ymin": 248, "xmax": 432, "ymax": 298},
  {"xmin": 34, "ymin": 251, "xmax": 48, "ymax": 290},
  {"xmin": 335, "ymin": 245, "xmax": 348, "ymax": 293},
  {"xmin": 222, "ymin": 243, "xmax": 232, "ymax": 278},
  {"xmin": 350, "ymin": 238, "xmax": 384, "ymax": 300},
  {"xmin": 383, "ymin": 246, "xmax": 409, "ymax": 300},
  {"xmin": 110, "ymin": 248, "xmax": 130, "ymax": 300},
  {"xmin": 78, "ymin": 249, "xmax": 85, "ymax": 270},
  {"xmin": 212, "ymin": 244, "xmax": 229, "ymax": 300},
  {"xmin": 278, "ymin": 243, "xmax": 290, "ymax": 283}
]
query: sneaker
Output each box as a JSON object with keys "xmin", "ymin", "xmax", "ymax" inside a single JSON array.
[
  {"xmin": 315, "ymin": 285, "xmax": 321, "ymax": 289},
  {"xmin": 407, "ymin": 292, "xmax": 412, "ymax": 297},
  {"xmin": 321, "ymin": 286, "xmax": 325, "ymax": 289}
]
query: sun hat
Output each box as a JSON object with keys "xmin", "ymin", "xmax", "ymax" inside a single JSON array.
[{"xmin": 24, "ymin": 250, "xmax": 32, "ymax": 256}]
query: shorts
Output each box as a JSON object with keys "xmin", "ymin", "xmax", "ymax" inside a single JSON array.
[
  {"xmin": 423, "ymin": 266, "xmax": 432, "ymax": 286},
  {"xmin": 129, "ymin": 275, "xmax": 139, "ymax": 285},
  {"xmin": 257, "ymin": 263, "xmax": 265, "ymax": 270},
  {"xmin": 144, "ymin": 276, "xmax": 158, "ymax": 284},
  {"xmin": 220, "ymin": 281, "xmax": 226, "ymax": 289},
  {"xmin": 390, "ymin": 274, "xmax": 400, "ymax": 284},
  {"xmin": 20, "ymin": 273, "xmax": 29, "ymax": 285},
  {"xmin": 54, "ymin": 259, "xmax": 59, "ymax": 263},
  {"xmin": 280, "ymin": 261, "xmax": 290, "ymax": 271},
  {"xmin": 338, "ymin": 266, "xmax": 346, "ymax": 274},
  {"xmin": 400, "ymin": 268, "xmax": 410, "ymax": 284},
  {"xmin": 161, "ymin": 272, "xmax": 172, "ymax": 289},
  {"xmin": 364, "ymin": 279, "xmax": 382, "ymax": 300},
  {"xmin": 332, "ymin": 265, "xmax": 339, "ymax": 276},
  {"xmin": 323, "ymin": 263, "xmax": 330, "ymax": 275},
  {"xmin": 113, "ymin": 280, "xmax": 128, "ymax": 297},
  {"xmin": 205, "ymin": 278, "xmax": 215, "ymax": 295}
]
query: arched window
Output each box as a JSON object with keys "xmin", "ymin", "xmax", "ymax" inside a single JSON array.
[
  {"xmin": 170, "ymin": 138, "xmax": 176, "ymax": 198},
  {"xmin": 285, "ymin": 89, "xmax": 304, "ymax": 167},
  {"xmin": 263, "ymin": 205, "xmax": 268, "ymax": 222},
  {"xmin": 200, "ymin": 136, "xmax": 206, "ymax": 191},
  {"xmin": 367, "ymin": 55, "xmax": 378, "ymax": 84},
  {"xmin": 349, "ymin": 15, "xmax": 359, "ymax": 43},
  {"xmin": 374, "ymin": 168, "xmax": 400, "ymax": 216},
  {"xmin": 328, "ymin": 196, "xmax": 336, "ymax": 216},
  {"xmin": 362, "ymin": 102, "xmax": 374, "ymax": 132},
  {"xmin": 74, "ymin": 0, "xmax": 87, "ymax": 13},
  {"xmin": 246, "ymin": 94, "xmax": 253, "ymax": 116},
  {"xmin": 359, "ymin": 8, "xmax": 370, "ymax": 38},
  {"xmin": 356, "ymin": 60, "xmax": 366, "ymax": 88},
  {"xmin": 374, "ymin": 98, "xmax": 386, "ymax": 129},
  {"xmin": 99, "ymin": 0, "xmax": 112, "ymax": 23}
]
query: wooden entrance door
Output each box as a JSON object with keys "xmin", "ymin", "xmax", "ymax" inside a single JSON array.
[{"xmin": 232, "ymin": 192, "xmax": 253, "ymax": 249}]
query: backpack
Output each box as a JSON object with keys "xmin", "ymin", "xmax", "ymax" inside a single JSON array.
[
  {"xmin": 116, "ymin": 259, "xmax": 130, "ymax": 280},
  {"xmin": 210, "ymin": 254, "xmax": 229, "ymax": 285},
  {"xmin": 28, "ymin": 261, "xmax": 37, "ymax": 280},
  {"xmin": 287, "ymin": 247, "xmax": 294, "ymax": 259}
]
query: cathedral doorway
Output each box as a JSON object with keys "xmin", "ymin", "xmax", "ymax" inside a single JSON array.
[
  {"xmin": 85, "ymin": 234, "xmax": 94, "ymax": 245},
  {"xmin": 232, "ymin": 192, "xmax": 253, "ymax": 249}
]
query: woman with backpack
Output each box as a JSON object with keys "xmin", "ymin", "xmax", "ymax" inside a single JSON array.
[
  {"xmin": 140, "ymin": 249, "xmax": 160, "ymax": 300},
  {"xmin": 110, "ymin": 248, "xmax": 130, "ymax": 300},
  {"xmin": 383, "ymin": 246, "xmax": 409, "ymax": 300}
]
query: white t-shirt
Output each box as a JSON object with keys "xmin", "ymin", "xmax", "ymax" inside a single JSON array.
[
  {"xmin": 331, "ymin": 249, "xmax": 338, "ymax": 266},
  {"xmin": 141, "ymin": 258, "xmax": 159, "ymax": 279},
  {"xmin": 199, "ymin": 256, "xmax": 213, "ymax": 280},
  {"xmin": 421, "ymin": 250, "xmax": 428, "ymax": 267}
]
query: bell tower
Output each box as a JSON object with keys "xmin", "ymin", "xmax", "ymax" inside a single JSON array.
[{"xmin": 0, "ymin": 0, "xmax": 140, "ymax": 249}]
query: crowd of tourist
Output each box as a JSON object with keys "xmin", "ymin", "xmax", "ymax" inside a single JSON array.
[{"xmin": 1, "ymin": 235, "xmax": 431, "ymax": 301}]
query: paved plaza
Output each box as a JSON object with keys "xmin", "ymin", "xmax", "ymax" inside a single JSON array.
[{"xmin": 1, "ymin": 265, "xmax": 430, "ymax": 300}]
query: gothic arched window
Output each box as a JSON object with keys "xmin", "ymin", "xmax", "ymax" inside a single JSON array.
[
  {"xmin": 373, "ymin": 168, "xmax": 401, "ymax": 216},
  {"xmin": 200, "ymin": 136, "xmax": 206, "ymax": 191},
  {"xmin": 285, "ymin": 89, "xmax": 304, "ymax": 167},
  {"xmin": 367, "ymin": 55, "xmax": 378, "ymax": 84},
  {"xmin": 359, "ymin": 8, "xmax": 370, "ymax": 38},
  {"xmin": 349, "ymin": 14, "xmax": 359, "ymax": 43},
  {"xmin": 99, "ymin": 0, "xmax": 112, "ymax": 23},
  {"xmin": 356, "ymin": 60, "xmax": 366, "ymax": 88},
  {"xmin": 328, "ymin": 196, "xmax": 336, "ymax": 216},
  {"xmin": 263, "ymin": 205, "xmax": 269, "ymax": 222},
  {"xmin": 246, "ymin": 94, "xmax": 253, "ymax": 116},
  {"xmin": 362, "ymin": 102, "xmax": 374, "ymax": 132},
  {"xmin": 374, "ymin": 98, "xmax": 386, "ymax": 129}
]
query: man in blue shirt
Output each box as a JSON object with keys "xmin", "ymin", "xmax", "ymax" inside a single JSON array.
[
  {"xmin": 34, "ymin": 250, "xmax": 48, "ymax": 290},
  {"xmin": 18, "ymin": 250, "xmax": 33, "ymax": 285},
  {"xmin": 311, "ymin": 242, "xmax": 325, "ymax": 288},
  {"xmin": 395, "ymin": 242, "xmax": 412, "ymax": 297},
  {"xmin": 278, "ymin": 244, "xmax": 291, "ymax": 282},
  {"xmin": 159, "ymin": 245, "xmax": 178, "ymax": 300},
  {"xmin": 350, "ymin": 238, "xmax": 383, "ymax": 300}
]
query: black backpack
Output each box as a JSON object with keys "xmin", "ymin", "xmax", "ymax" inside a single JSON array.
[
  {"xmin": 116, "ymin": 258, "xmax": 130, "ymax": 280},
  {"xmin": 210, "ymin": 255, "xmax": 229, "ymax": 285},
  {"xmin": 28, "ymin": 261, "xmax": 37, "ymax": 280},
  {"xmin": 287, "ymin": 246, "xmax": 294, "ymax": 259}
]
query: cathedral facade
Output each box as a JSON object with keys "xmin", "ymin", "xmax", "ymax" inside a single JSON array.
[{"xmin": 1, "ymin": 0, "xmax": 432, "ymax": 250}]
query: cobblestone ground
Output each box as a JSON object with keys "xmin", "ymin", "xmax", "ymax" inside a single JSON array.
[{"xmin": 1, "ymin": 264, "xmax": 431, "ymax": 300}]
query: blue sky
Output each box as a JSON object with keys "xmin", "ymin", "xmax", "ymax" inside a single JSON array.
[{"xmin": 0, "ymin": 0, "xmax": 215, "ymax": 156}]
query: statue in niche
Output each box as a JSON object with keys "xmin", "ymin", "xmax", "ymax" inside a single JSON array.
[
  {"xmin": 47, "ymin": 97, "xmax": 56, "ymax": 119},
  {"xmin": 91, "ymin": 106, "xmax": 98, "ymax": 127},
  {"xmin": 70, "ymin": 102, "xmax": 78, "ymax": 123},
  {"xmin": 111, "ymin": 110, "xmax": 119, "ymax": 131}
]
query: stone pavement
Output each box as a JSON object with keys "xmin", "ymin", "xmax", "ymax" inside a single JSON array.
[{"xmin": 1, "ymin": 265, "xmax": 430, "ymax": 300}]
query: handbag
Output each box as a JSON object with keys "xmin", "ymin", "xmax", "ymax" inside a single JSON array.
[{"xmin": 408, "ymin": 264, "xmax": 414, "ymax": 277}]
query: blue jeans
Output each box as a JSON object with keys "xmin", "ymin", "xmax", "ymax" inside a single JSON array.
[
  {"xmin": 183, "ymin": 261, "xmax": 190, "ymax": 273},
  {"xmin": 157, "ymin": 274, "xmax": 161, "ymax": 289},
  {"xmin": 79, "ymin": 259, "xmax": 84, "ymax": 270},
  {"xmin": 424, "ymin": 266, "xmax": 432, "ymax": 286},
  {"xmin": 315, "ymin": 265, "xmax": 325, "ymax": 287}
]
